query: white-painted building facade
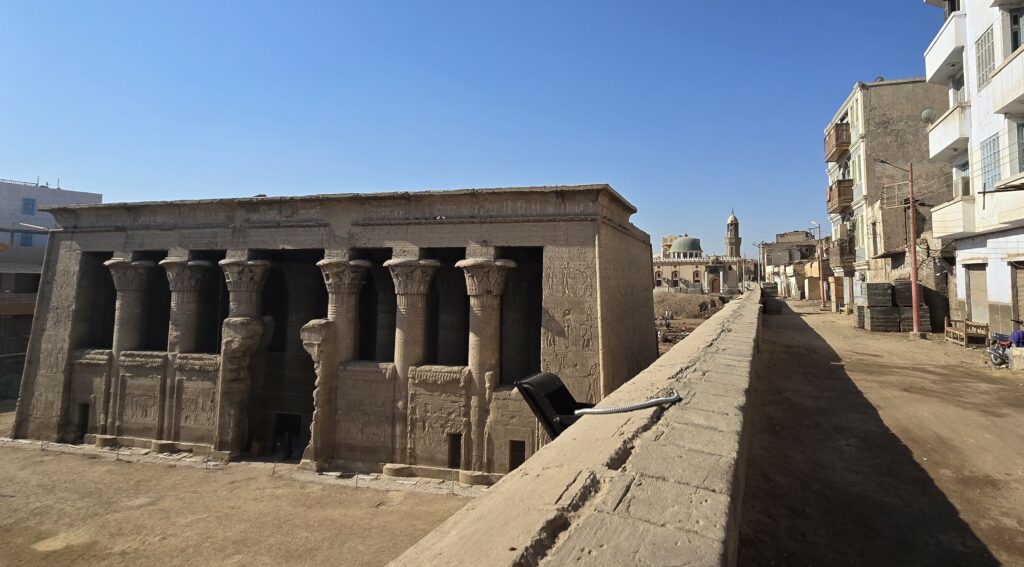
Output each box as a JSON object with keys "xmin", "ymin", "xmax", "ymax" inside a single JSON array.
[{"xmin": 926, "ymin": 0, "xmax": 1024, "ymax": 333}]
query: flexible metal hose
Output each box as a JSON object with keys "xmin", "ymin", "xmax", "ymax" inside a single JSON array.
[{"xmin": 573, "ymin": 390, "xmax": 682, "ymax": 416}]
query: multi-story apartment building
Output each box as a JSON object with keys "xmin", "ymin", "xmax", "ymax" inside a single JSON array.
[
  {"xmin": 926, "ymin": 0, "xmax": 1024, "ymax": 334},
  {"xmin": 823, "ymin": 78, "xmax": 951, "ymax": 327},
  {"xmin": 0, "ymin": 179, "xmax": 102, "ymax": 399}
]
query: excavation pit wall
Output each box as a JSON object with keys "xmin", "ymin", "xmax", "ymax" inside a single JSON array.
[{"xmin": 391, "ymin": 288, "xmax": 762, "ymax": 566}]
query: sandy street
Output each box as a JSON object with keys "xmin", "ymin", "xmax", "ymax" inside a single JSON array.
[
  {"xmin": 0, "ymin": 428, "xmax": 468, "ymax": 566},
  {"xmin": 740, "ymin": 300, "xmax": 1024, "ymax": 566}
]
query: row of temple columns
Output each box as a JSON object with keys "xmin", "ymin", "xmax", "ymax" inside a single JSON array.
[
  {"xmin": 308, "ymin": 252, "xmax": 516, "ymax": 471},
  {"xmin": 98, "ymin": 249, "xmax": 516, "ymax": 472},
  {"xmin": 100, "ymin": 256, "xmax": 271, "ymax": 440}
]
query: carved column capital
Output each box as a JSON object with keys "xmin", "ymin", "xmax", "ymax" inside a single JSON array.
[
  {"xmin": 384, "ymin": 259, "xmax": 441, "ymax": 295},
  {"xmin": 104, "ymin": 259, "xmax": 155, "ymax": 291},
  {"xmin": 218, "ymin": 259, "xmax": 270, "ymax": 293},
  {"xmin": 317, "ymin": 259, "xmax": 372, "ymax": 295},
  {"xmin": 456, "ymin": 258, "xmax": 517, "ymax": 296},
  {"xmin": 160, "ymin": 258, "xmax": 212, "ymax": 292},
  {"xmin": 218, "ymin": 259, "xmax": 270, "ymax": 318}
]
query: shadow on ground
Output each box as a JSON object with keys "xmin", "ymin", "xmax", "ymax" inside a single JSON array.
[{"xmin": 738, "ymin": 302, "xmax": 998, "ymax": 566}]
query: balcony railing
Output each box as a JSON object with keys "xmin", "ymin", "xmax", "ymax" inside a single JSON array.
[
  {"xmin": 924, "ymin": 11, "xmax": 966, "ymax": 85},
  {"xmin": 826, "ymin": 179, "xmax": 854, "ymax": 214},
  {"xmin": 927, "ymin": 102, "xmax": 971, "ymax": 161},
  {"xmin": 991, "ymin": 45, "xmax": 1024, "ymax": 115},
  {"xmin": 824, "ymin": 122, "xmax": 851, "ymax": 162}
]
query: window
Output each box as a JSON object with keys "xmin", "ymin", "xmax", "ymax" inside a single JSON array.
[
  {"xmin": 980, "ymin": 133, "xmax": 1002, "ymax": 191},
  {"xmin": 839, "ymin": 160, "xmax": 851, "ymax": 180},
  {"xmin": 976, "ymin": 26, "xmax": 995, "ymax": 89},
  {"xmin": 1012, "ymin": 8, "xmax": 1023, "ymax": 52},
  {"xmin": 19, "ymin": 233, "xmax": 32, "ymax": 247},
  {"xmin": 871, "ymin": 222, "xmax": 878, "ymax": 256},
  {"xmin": 1018, "ymin": 122, "xmax": 1024, "ymax": 175},
  {"xmin": 944, "ymin": 0, "xmax": 959, "ymax": 20},
  {"xmin": 21, "ymin": 198, "xmax": 36, "ymax": 215}
]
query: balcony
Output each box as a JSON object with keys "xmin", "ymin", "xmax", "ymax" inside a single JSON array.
[
  {"xmin": 828, "ymin": 239, "xmax": 855, "ymax": 273},
  {"xmin": 932, "ymin": 196, "xmax": 976, "ymax": 240},
  {"xmin": 826, "ymin": 179, "xmax": 854, "ymax": 214},
  {"xmin": 824, "ymin": 122, "xmax": 851, "ymax": 163},
  {"xmin": 991, "ymin": 46, "xmax": 1024, "ymax": 115},
  {"xmin": 927, "ymin": 102, "xmax": 970, "ymax": 161},
  {"xmin": 924, "ymin": 12, "xmax": 966, "ymax": 85}
]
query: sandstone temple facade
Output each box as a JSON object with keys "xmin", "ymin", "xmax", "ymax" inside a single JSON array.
[{"xmin": 10, "ymin": 185, "xmax": 657, "ymax": 480}]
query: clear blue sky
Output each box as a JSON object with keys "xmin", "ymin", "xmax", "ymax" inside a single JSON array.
[{"xmin": 1, "ymin": 1, "xmax": 943, "ymax": 256}]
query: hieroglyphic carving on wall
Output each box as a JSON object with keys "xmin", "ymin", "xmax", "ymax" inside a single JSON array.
[
  {"xmin": 72, "ymin": 349, "xmax": 113, "ymax": 366},
  {"xmin": 541, "ymin": 247, "xmax": 601, "ymax": 404},
  {"xmin": 179, "ymin": 383, "xmax": 216, "ymax": 429},
  {"xmin": 21, "ymin": 239, "xmax": 84, "ymax": 438},
  {"xmin": 174, "ymin": 353, "xmax": 221, "ymax": 373},
  {"xmin": 484, "ymin": 388, "xmax": 538, "ymax": 474},
  {"xmin": 119, "ymin": 351, "xmax": 168, "ymax": 368},
  {"xmin": 335, "ymin": 362, "xmax": 395, "ymax": 462},
  {"xmin": 409, "ymin": 365, "xmax": 471, "ymax": 387},
  {"xmin": 407, "ymin": 365, "xmax": 471, "ymax": 467}
]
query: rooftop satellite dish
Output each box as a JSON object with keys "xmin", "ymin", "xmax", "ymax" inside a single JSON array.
[{"xmin": 921, "ymin": 107, "xmax": 937, "ymax": 125}]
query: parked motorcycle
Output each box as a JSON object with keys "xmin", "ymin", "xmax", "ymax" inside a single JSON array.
[{"xmin": 986, "ymin": 318, "xmax": 1024, "ymax": 366}]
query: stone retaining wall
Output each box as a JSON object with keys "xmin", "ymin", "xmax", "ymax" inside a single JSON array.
[{"xmin": 391, "ymin": 288, "xmax": 762, "ymax": 566}]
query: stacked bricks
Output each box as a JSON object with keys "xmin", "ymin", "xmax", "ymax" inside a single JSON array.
[
  {"xmin": 893, "ymin": 278, "xmax": 929, "ymax": 332},
  {"xmin": 863, "ymin": 283, "xmax": 899, "ymax": 332},
  {"xmin": 855, "ymin": 305, "xmax": 865, "ymax": 329}
]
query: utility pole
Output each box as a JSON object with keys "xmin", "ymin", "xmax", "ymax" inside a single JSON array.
[
  {"xmin": 874, "ymin": 158, "xmax": 921, "ymax": 335},
  {"xmin": 811, "ymin": 222, "xmax": 826, "ymax": 310}
]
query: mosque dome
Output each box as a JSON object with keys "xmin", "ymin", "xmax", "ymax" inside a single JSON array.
[{"xmin": 670, "ymin": 235, "xmax": 702, "ymax": 253}]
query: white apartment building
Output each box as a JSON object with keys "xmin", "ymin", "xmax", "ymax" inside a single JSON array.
[
  {"xmin": 926, "ymin": 0, "xmax": 1024, "ymax": 333},
  {"xmin": 823, "ymin": 78, "xmax": 950, "ymax": 324}
]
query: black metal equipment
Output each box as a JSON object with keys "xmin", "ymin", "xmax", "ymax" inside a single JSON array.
[{"xmin": 514, "ymin": 372, "xmax": 594, "ymax": 439}]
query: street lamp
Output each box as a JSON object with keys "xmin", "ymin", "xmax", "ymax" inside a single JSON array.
[
  {"xmin": 811, "ymin": 221, "xmax": 827, "ymax": 310},
  {"xmin": 873, "ymin": 157, "xmax": 921, "ymax": 335}
]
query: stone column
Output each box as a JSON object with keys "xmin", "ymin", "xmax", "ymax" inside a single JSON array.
[
  {"xmin": 101, "ymin": 258, "xmax": 155, "ymax": 437},
  {"xmin": 384, "ymin": 258, "xmax": 439, "ymax": 464},
  {"xmin": 161, "ymin": 259, "xmax": 212, "ymax": 355},
  {"xmin": 300, "ymin": 259, "xmax": 370, "ymax": 471},
  {"xmin": 212, "ymin": 259, "xmax": 270, "ymax": 456},
  {"xmin": 159, "ymin": 258, "xmax": 212, "ymax": 440},
  {"xmin": 457, "ymin": 258, "xmax": 516, "ymax": 472},
  {"xmin": 218, "ymin": 259, "xmax": 271, "ymax": 318}
]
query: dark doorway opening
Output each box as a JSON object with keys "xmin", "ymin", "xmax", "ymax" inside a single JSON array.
[
  {"xmin": 73, "ymin": 252, "xmax": 116, "ymax": 349},
  {"xmin": 353, "ymin": 248, "xmax": 396, "ymax": 362},
  {"xmin": 272, "ymin": 412, "xmax": 303, "ymax": 462},
  {"xmin": 498, "ymin": 247, "xmax": 543, "ymax": 385},
  {"xmin": 248, "ymin": 249, "xmax": 324, "ymax": 459},
  {"xmin": 422, "ymin": 248, "xmax": 469, "ymax": 366},
  {"xmin": 189, "ymin": 250, "xmax": 229, "ymax": 353},
  {"xmin": 509, "ymin": 439, "xmax": 526, "ymax": 471},
  {"xmin": 134, "ymin": 250, "xmax": 171, "ymax": 351},
  {"xmin": 447, "ymin": 433, "xmax": 463, "ymax": 469},
  {"xmin": 74, "ymin": 403, "xmax": 90, "ymax": 444}
]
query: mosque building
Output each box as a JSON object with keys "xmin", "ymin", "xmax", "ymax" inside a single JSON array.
[{"xmin": 653, "ymin": 211, "xmax": 757, "ymax": 294}]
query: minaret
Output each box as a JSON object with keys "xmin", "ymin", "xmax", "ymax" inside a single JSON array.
[{"xmin": 725, "ymin": 209, "xmax": 741, "ymax": 258}]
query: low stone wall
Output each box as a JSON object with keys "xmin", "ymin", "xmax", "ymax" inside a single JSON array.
[{"xmin": 391, "ymin": 288, "xmax": 762, "ymax": 566}]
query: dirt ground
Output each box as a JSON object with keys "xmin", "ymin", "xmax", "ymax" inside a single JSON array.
[
  {"xmin": 740, "ymin": 300, "xmax": 1024, "ymax": 566},
  {"xmin": 0, "ymin": 417, "xmax": 468, "ymax": 566}
]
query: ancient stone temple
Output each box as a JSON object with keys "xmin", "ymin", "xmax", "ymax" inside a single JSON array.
[{"xmin": 10, "ymin": 184, "xmax": 657, "ymax": 480}]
